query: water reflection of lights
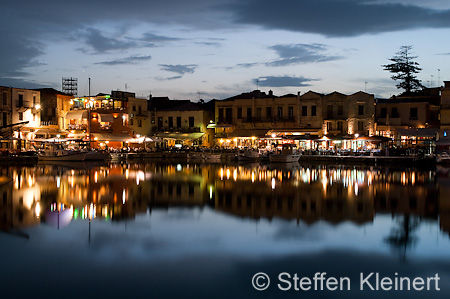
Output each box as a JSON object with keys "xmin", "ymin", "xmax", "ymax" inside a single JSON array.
[{"xmin": 271, "ymin": 178, "xmax": 276, "ymax": 190}]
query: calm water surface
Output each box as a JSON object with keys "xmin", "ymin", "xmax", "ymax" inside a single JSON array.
[{"xmin": 1, "ymin": 161, "xmax": 450, "ymax": 298}]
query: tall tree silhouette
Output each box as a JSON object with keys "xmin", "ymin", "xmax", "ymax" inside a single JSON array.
[{"xmin": 383, "ymin": 45, "xmax": 424, "ymax": 95}]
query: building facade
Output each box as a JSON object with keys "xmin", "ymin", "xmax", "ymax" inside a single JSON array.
[
  {"xmin": 154, "ymin": 101, "xmax": 215, "ymax": 148},
  {"xmin": 214, "ymin": 89, "xmax": 375, "ymax": 148}
]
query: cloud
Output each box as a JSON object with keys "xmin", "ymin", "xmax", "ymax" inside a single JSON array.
[
  {"xmin": 155, "ymin": 76, "xmax": 183, "ymax": 81},
  {"xmin": 81, "ymin": 28, "xmax": 137, "ymax": 53},
  {"xmin": 267, "ymin": 44, "xmax": 343, "ymax": 66},
  {"xmin": 95, "ymin": 55, "xmax": 152, "ymax": 66},
  {"xmin": 256, "ymin": 76, "xmax": 317, "ymax": 87},
  {"xmin": 0, "ymin": 33, "xmax": 44, "ymax": 77},
  {"xmin": 228, "ymin": 0, "xmax": 450, "ymax": 37},
  {"xmin": 0, "ymin": 77, "xmax": 51, "ymax": 89},
  {"xmin": 232, "ymin": 62, "xmax": 260, "ymax": 69},
  {"xmin": 140, "ymin": 32, "xmax": 181, "ymax": 43},
  {"xmin": 160, "ymin": 64, "xmax": 198, "ymax": 75}
]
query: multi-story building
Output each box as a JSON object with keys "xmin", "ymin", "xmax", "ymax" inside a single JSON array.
[
  {"xmin": 0, "ymin": 86, "xmax": 13, "ymax": 133},
  {"xmin": 153, "ymin": 100, "xmax": 215, "ymax": 148},
  {"xmin": 35, "ymin": 88, "xmax": 72, "ymax": 139},
  {"xmin": 128, "ymin": 97, "xmax": 151, "ymax": 137},
  {"xmin": 213, "ymin": 89, "xmax": 375, "ymax": 148},
  {"xmin": 0, "ymin": 87, "xmax": 42, "ymax": 150},
  {"xmin": 375, "ymin": 88, "xmax": 440, "ymax": 150},
  {"xmin": 323, "ymin": 91, "xmax": 375, "ymax": 136},
  {"xmin": 64, "ymin": 93, "xmax": 131, "ymax": 149}
]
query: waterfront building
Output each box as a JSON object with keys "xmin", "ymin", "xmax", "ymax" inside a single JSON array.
[
  {"xmin": 213, "ymin": 89, "xmax": 375, "ymax": 150},
  {"xmin": 0, "ymin": 87, "xmax": 41, "ymax": 150},
  {"xmin": 151, "ymin": 98, "xmax": 215, "ymax": 148},
  {"xmin": 35, "ymin": 88, "xmax": 72, "ymax": 139},
  {"xmin": 64, "ymin": 92, "xmax": 132, "ymax": 149},
  {"xmin": 375, "ymin": 87, "xmax": 440, "ymax": 151},
  {"xmin": 128, "ymin": 96, "xmax": 151, "ymax": 137}
]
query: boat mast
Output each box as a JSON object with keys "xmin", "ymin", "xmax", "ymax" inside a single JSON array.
[{"xmin": 88, "ymin": 78, "xmax": 91, "ymax": 150}]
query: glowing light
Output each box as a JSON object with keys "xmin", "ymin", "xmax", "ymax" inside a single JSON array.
[
  {"xmin": 233, "ymin": 169, "xmax": 237, "ymax": 181},
  {"xmin": 35, "ymin": 202, "xmax": 40, "ymax": 218},
  {"xmin": 122, "ymin": 189, "xmax": 126, "ymax": 204},
  {"xmin": 177, "ymin": 164, "xmax": 182, "ymax": 171},
  {"xmin": 271, "ymin": 177, "xmax": 276, "ymax": 190},
  {"xmin": 56, "ymin": 176, "xmax": 61, "ymax": 188},
  {"xmin": 94, "ymin": 171, "xmax": 98, "ymax": 183},
  {"xmin": 209, "ymin": 186, "xmax": 213, "ymax": 200}
]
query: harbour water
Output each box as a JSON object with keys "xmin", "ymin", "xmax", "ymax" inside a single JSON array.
[{"xmin": 1, "ymin": 161, "xmax": 450, "ymax": 298}]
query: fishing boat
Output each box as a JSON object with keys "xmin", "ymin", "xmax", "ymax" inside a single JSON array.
[
  {"xmin": 269, "ymin": 144, "xmax": 300, "ymax": 163},
  {"xmin": 38, "ymin": 143, "xmax": 86, "ymax": 161}
]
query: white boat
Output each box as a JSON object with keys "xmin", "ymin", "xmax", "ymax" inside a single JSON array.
[
  {"xmin": 269, "ymin": 144, "xmax": 301, "ymax": 163},
  {"xmin": 38, "ymin": 143, "xmax": 86, "ymax": 161},
  {"xmin": 238, "ymin": 149, "xmax": 260, "ymax": 162}
]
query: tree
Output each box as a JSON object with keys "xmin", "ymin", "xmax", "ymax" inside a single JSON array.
[{"xmin": 382, "ymin": 45, "xmax": 424, "ymax": 95}]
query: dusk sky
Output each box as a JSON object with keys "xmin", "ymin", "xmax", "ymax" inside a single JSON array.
[{"xmin": 1, "ymin": 0, "xmax": 450, "ymax": 100}]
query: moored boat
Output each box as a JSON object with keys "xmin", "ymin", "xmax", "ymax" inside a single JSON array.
[
  {"xmin": 38, "ymin": 143, "xmax": 86, "ymax": 161},
  {"xmin": 269, "ymin": 144, "xmax": 300, "ymax": 163},
  {"xmin": 238, "ymin": 149, "xmax": 260, "ymax": 162}
]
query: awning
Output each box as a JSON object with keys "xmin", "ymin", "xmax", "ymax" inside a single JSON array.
[
  {"xmin": 357, "ymin": 136, "xmax": 392, "ymax": 142},
  {"xmin": 91, "ymin": 133, "xmax": 133, "ymax": 142},
  {"xmin": 228, "ymin": 129, "xmax": 268, "ymax": 138},
  {"xmin": 268, "ymin": 129, "xmax": 321, "ymax": 134},
  {"xmin": 65, "ymin": 110, "xmax": 88, "ymax": 120},
  {"xmin": 207, "ymin": 123, "xmax": 233, "ymax": 129},
  {"xmin": 286, "ymin": 135, "xmax": 320, "ymax": 141},
  {"xmin": 397, "ymin": 128, "xmax": 438, "ymax": 138},
  {"xmin": 156, "ymin": 132, "xmax": 204, "ymax": 140},
  {"xmin": 99, "ymin": 114, "xmax": 114, "ymax": 123}
]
